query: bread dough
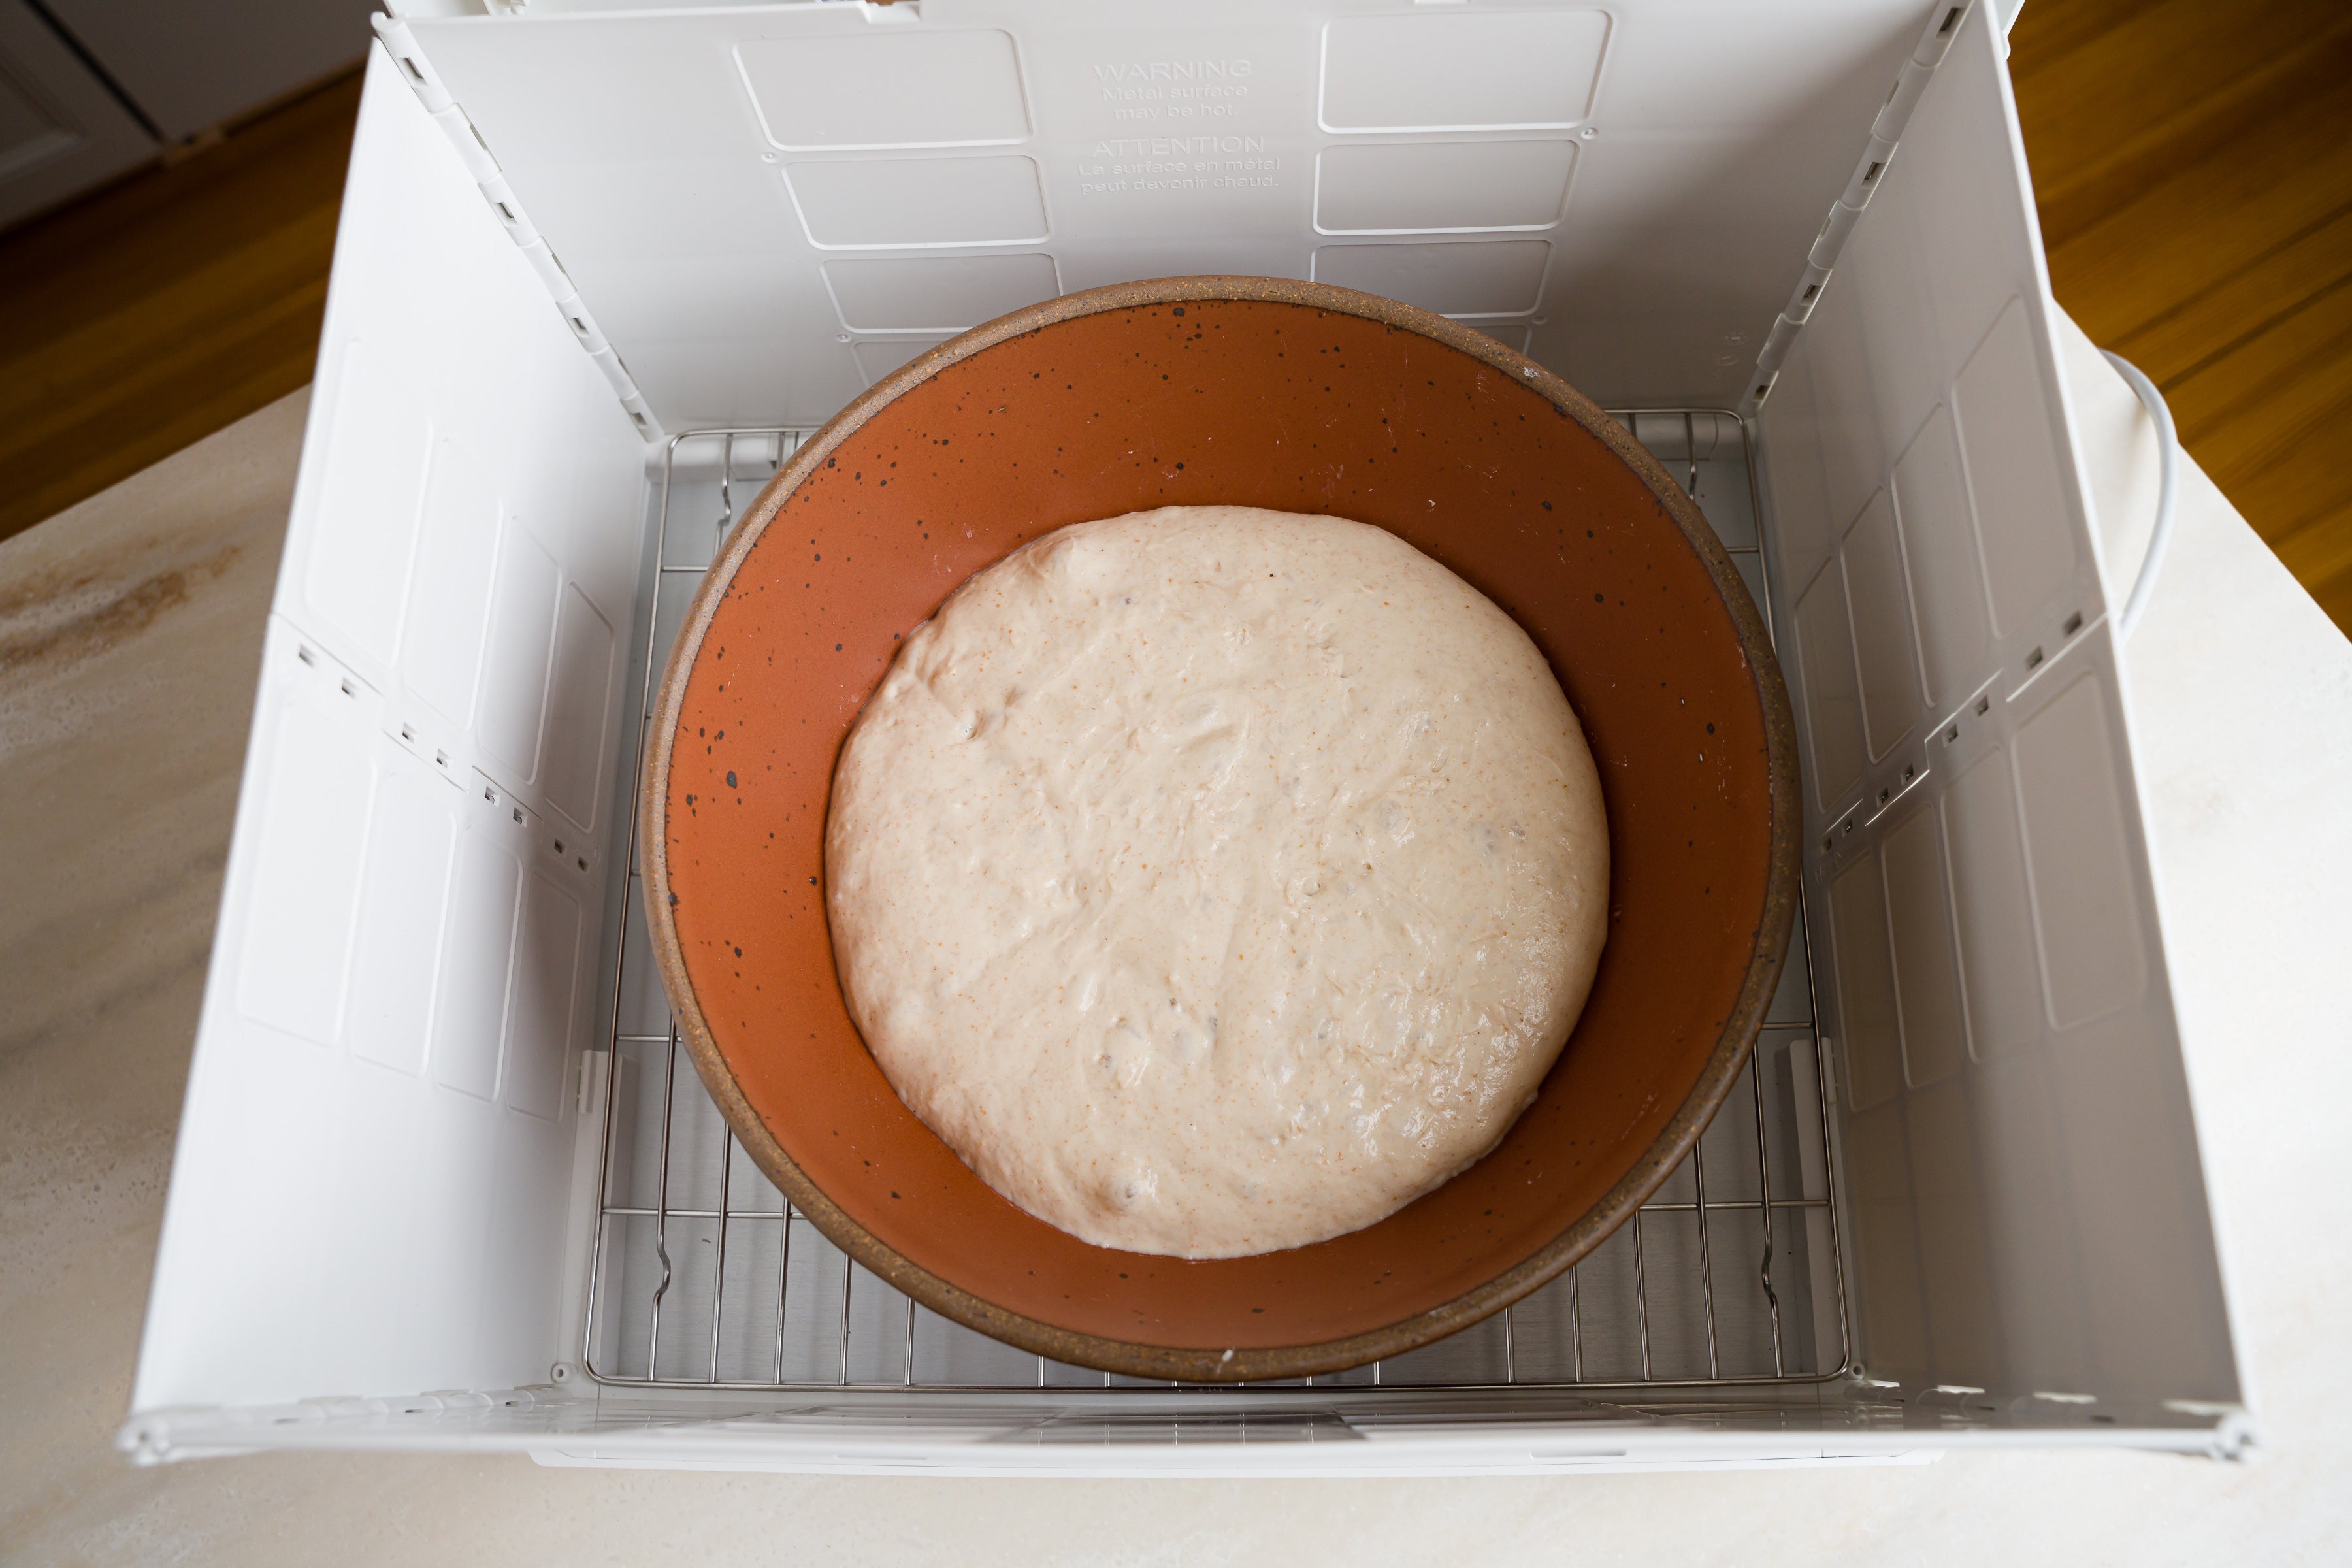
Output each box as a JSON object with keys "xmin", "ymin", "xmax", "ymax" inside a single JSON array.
[{"xmin": 825, "ymin": 506, "xmax": 1609, "ymax": 1258}]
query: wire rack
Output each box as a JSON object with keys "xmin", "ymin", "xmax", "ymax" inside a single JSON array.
[{"xmin": 583, "ymin": 415, "xmax": 1849, "ymax": 1393}]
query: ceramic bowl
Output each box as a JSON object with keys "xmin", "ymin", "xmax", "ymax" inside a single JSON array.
[{"xmin": 642, "ymin": 276, "xmax": 1799, "ymax": 1380}]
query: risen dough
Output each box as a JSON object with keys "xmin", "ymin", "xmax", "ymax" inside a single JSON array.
[{"xmin": 825, "ymin": 506, "xmax": 1608, "ymax": 1258}]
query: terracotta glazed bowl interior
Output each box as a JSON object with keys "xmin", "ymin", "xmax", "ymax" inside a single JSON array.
[{"xmin": 644, "ymin": 278, "xmax": 1797, "ymax": 1381}]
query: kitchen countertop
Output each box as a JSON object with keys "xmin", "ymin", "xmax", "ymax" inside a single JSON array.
[{"xmin": 4, "ymin": 317, "xmax": 2348, "ymax": 1562}]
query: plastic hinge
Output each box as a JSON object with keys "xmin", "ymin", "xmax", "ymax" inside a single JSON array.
[
  {"xmin": 476, "ymin": 172, "xmax": 540, "ymax": 248},
  {"xmin": 618, "ymin": 390, "xmax": 659, "ymax": 438},
  {"xmin": 371, "ymin": 17, "xmax": 452, "ymax": 115},
  {"xmin": 369, "ymin": 16, "xmax": 662, "ymax": 445},
  {"xmin": 1784, "ymin": 261, "xmax": 1833, "ymax": 323},
  {"xmin": 1873, "ymin": 57, "xmax": 1937, "ymax": 142},
  {"xmin": 1914, "ymin": 1, "xmax": 1972, "ymax": 67},
  {"xmin": 1840, "ymin": 135, "xmax": 1900, "ymax": 210},
  {"xmin": 428, "ymin": 103, "xmax": 498, "ymax": 183},
  {"xmin": 515, "ymin": 237, "xmax": 570, "ymax": 296},
  {"xmin": 1756, "ymin": 314, "xmax": 1801, "ymax": 373},
  {"xmin": 553, "ymin": 290, "xmax": 611, "ymax": 353},
  {"xmin": 1808, "ymin": 201, "xmax": 1865, "ymax": 270},
  {"xmin": 1737, "ymin": 1, "xmax": 1974, "ymax": 417},
  {"xmin": 585, "ymin": 344, "xmax": 634, "ymax": 399},
  {"xmin": 424, "ymin": 1389, "xmax": 496, "ymax": 1409}
]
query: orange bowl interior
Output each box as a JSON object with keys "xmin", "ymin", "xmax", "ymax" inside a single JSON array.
[{"xmin": 648, "ymin": 284, "xmax": 1792, "ymax": 1376}]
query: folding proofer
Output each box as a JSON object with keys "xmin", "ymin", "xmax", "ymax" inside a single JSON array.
[{"xmin": 123, "ymin": 0, "xmax": 2247, "ymax": 1471}]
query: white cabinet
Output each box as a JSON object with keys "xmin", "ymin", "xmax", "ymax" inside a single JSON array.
[
  {"xmin": 1, "ymin": 0, "xmax": 374, "ymax": 231},
  {"xmin": 0, "ymin": 0, "xmax": 152, "ymax": 230},
  {"xmin": 44, "ymin": 0, "xmax": 374, "ymax": 143}
]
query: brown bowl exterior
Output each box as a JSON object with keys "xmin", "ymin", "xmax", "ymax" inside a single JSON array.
[{"xmin": 642, "ymin": 276, "xmax": 1799, "ymax": 1382}]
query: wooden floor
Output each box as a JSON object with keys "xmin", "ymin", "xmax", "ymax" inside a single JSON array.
[
  {"xmin": 2, "ymin": 7, "xmax": 2348, "ymax": 633},
  {"xmin": 0, "ymin": 71, "xmax": 360, "ymax": 547},
  {"xmin": 2014, "ymin": 0, "xmax": 2352, "ymax": 632}
]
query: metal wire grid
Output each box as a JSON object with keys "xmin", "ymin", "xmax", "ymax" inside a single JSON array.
[{"xmin": 583, "ymin": 417, "xmax": 1850, "ymax": 1393}]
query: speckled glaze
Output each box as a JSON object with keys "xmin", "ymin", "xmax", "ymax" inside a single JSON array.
[{"xmin": 642, "ymin": 276, "xmax": 1800, "ymax": 1382}]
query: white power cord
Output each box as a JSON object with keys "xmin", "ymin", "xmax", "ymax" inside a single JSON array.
[{"xmin": 2099, "ymin": 348, "xmax": 2179, "ymax": 640}]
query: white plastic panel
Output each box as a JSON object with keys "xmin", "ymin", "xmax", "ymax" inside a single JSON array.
[
  {"xmin": 508, "ymin": 869, "xmax": 586, "ymax": 1121},
  {"xmin": 2014, "ymin": 672, "xmax": 2148, "ymax": 1028},
  {"xmin": 1759, "ymin": 333, "xmax": 1838, "ymax": 592},
  {"xmin": 1792, "ymin": 558, "xmax": 1866, "ymax": 804},
  {"xmin": 854, "ymin": 335, "xmax": 956, "ymax": 385},
  {"xmin": 347, "ymin": 772, "xmax": 457, "ymax": 1075},
  {"xmin": 403, "ymin": 436, "xmax": 502, "ymax": 728},
  {"xmin": 433, "ymin": 828, "xmax": 524, "ymax": 1103},
  {"xmin": 542, "ymin": 584, "xmax": 619, "ymax": 831},
  {"xmin": 133, "ymin": 46, "xmax": 647, "ymax": 1411},
  {"xmin": 1314, "ymin": 140, "xmax": 1576, "ymax": 235},
  {"xmin": 1313, "ymin": 237, "xmax": 1549, "ymax": 317},
  {"xmin": 783, "ymin": 154, "xmax": 1049, "ymax": 249},
  {"xmin": 1761, "ymin": 5, "xmax": 2233, "ymax": 1405},
  {"xmin": 1953, "ymin": 297, "xmax": 2079, "ymax": 636},
  {"xmin": 1942, "ymin": 744, "xmax": 2040, "ymax": 1062},
  {"xmin": 478, "ymin": 523, "xmax": 564, "ymax": 789},
  {"xmin": 823, "ymin": 253, "xmax": 1062, "ymax": 333},
  {"xmin": 1788, "ymin": 274, "xmax": 1886, "ymax": 558},
  {"xmin": 1903, "ymin": 1075, "xmax": 1999, "ymax": 1380},
  {"xmin": 735, "ymin": 29, "xmax": 1032, "ymax": 151},
  {"xmin": 306, "ymin": 343, "xmax": 434, "ymax": 668},
  {"xmin": 1881, "ymin": 803, "xmax": 1966, "ymax": 1088},
  {"xmin": 1889, "ymin": 401, "xmax": 1990, "ymax": 709},
  {"xmin": 1317, "ymin": 9, "xmax": 1609, "ymax": 132},
  {"xmin": 1829, "ymin": 849, "xmax": 1901, "ymax": 1115},
  {"xmin": 408, "ymin": 0, "xmax": 1933, "ymax": 425},
  {"xmin": 232, "ymin": 694, "xmax": 376, "ymax": 1047},
  {"xmin": 1840, "ymin": 486, "xmax": 1918, "ymax": 761},
  {"xmin": 1842, "ymin": 1102, "xmax": 1926, "ymax": 1372}
]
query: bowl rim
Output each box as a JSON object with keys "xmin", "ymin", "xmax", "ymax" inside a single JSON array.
[{"xmin": 640, "ymin": 274, "xmax": 1803, "ymax": 1383}]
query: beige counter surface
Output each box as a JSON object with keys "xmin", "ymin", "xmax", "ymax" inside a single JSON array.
[{"xmin": 4, "ymin": 363, "xmax": 2349, "ymax": 1563}]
